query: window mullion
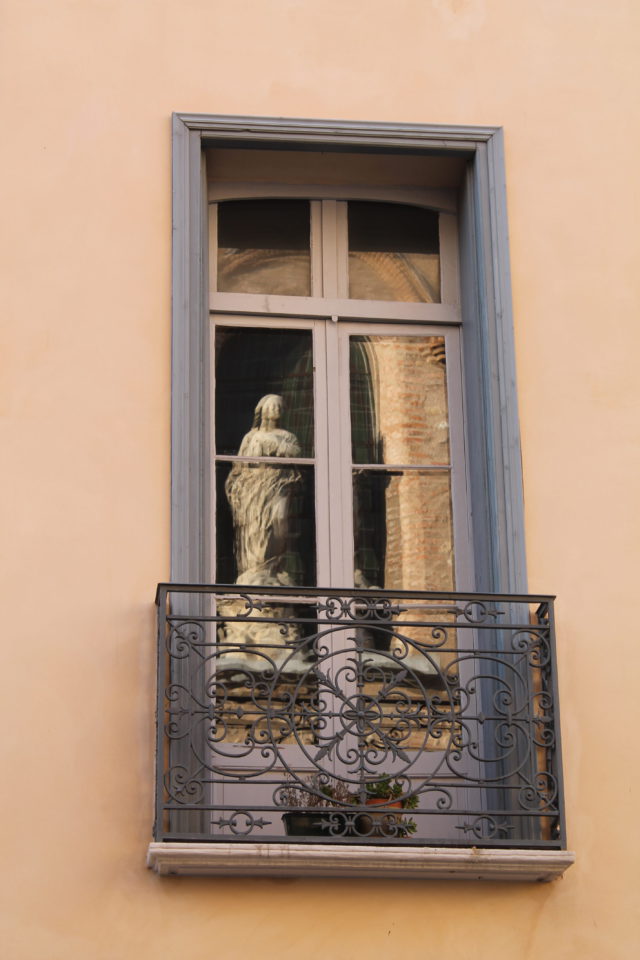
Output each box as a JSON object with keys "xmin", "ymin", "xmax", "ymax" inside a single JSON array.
[
  {"xmin": 319, "ymin": 199, "xmax": 352, "ymax": 587},
  {"xmin": 313, "ymin": 319, "xmax": 332, "ymax": 587},
  {"xmin": 320, "ymin": 200, "xmax": 340, "ymax": 299},
  {"xmin": 335, "ymin": 201, "xmax": 349, "ymax": 299},
  {"xmin": 323, "ymin": 320, "xmax": 353, "ymax": 588},
  {"xmin": 310, "ymin": 201, "xmax": 323, "ymax": 298},
  {"xmin": 208, "ymin": 201, "xmax": 219, "ymax": 295}
]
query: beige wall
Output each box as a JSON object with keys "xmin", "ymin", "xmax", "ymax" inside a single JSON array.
[{"xmin": 1, "ymin": 1, "xmax": 639, "ymax": 957}]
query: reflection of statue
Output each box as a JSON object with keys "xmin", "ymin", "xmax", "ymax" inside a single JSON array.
[
  {"xmin": 219, "ymin": 395, "xmax": 303, "ymax": 668},
  {"xmin": 225, "ymin": 394, "xmax": 301, "ymax": 586}
]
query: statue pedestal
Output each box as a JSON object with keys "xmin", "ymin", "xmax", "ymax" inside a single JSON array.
[{"xmin": 217, "ymin": 596, "xmax": 308, "ymax": 674}]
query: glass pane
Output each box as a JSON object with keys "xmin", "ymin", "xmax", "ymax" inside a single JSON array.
[
  {"xmin": 350, "ymin": 335, "xmax": 450, "ymax": 465},
  {"xmin": 348, "ymin": 202, "xmax": 440, "ymax": 302},
  {"xmin": 216, "ymin": 462, "xmax": 316, "ymax": 587},
  {"xmin": 217, "ymin": 199, "xmax": 311, "ymax": 296},
  {"xmin": 215, "ymin": 327, "xmax": 314, "ymax": 457},
  {"xmin": 353, "ymin": 470, "xmax": 454, "ymax": 591}
]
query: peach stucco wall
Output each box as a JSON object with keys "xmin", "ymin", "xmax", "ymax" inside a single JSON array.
[{"xmin": 1, "ymin": 1, "xmax": 639, "ymax": 958}]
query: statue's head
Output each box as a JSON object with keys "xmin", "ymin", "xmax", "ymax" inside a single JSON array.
[{"xmin": 253, "ymin": 394, "xmax": 283, "ymax": 428}]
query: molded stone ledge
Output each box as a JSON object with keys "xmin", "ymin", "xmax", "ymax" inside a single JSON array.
[{"xmin": 147, "ymin": 842, "xmax": 575, "ymax": 882}]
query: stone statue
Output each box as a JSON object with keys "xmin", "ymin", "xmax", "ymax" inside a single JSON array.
[
  {"xmin": 218, "ymin": 395, "xmax": 304, "ymax": 668},
  {"xmin": 225, "ymin": 394, "xmax": 302, "ymax": 586}
]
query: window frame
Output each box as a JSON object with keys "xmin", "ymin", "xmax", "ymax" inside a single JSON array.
[
  {"xmin": 208, "ymin": 187, "xmax": 461, "ymax": 313},
  {"xmin": 171, "ymin": 113, "xmax": 527, "ymax": 598}
]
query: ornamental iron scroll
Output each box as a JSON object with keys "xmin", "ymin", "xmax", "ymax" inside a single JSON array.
[{"xmin": 153, "ymin": 585, "xmax": 566, "ymax": 848}]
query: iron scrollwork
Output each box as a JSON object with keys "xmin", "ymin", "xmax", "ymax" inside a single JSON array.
[{"xmin": 154, "ymin": 585, "xmax": 565, "ymax": 848}]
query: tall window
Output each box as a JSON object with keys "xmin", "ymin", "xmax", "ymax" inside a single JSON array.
[{"xmin": 171, "ymin": 118, "xmax": 526, "ymax": 598}]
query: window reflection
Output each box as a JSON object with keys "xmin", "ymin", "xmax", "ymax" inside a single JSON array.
[
  {"xmin": 215, "ymin": 327, "xmax": 314, "ymax": 457},
  {"xmin": 350, "ymin": 335, "xmax": 450, "ymax": 465},
  {"xmin": 348, "ymin": 202, "xmax": 440, "ymax": 302},
  {"xmin": 350, "ymin": 334, "xmax": 454, "ymax": 592},
  {"xmin": 216, "ymin": 461, "xmax": 316, "ymax": 587},
  {"xmin": 217, "ymin": 199, "xmax": 311, "ymax": 296},
  {"xmin": 353, "ymin": 470, "xmax": 454, "ymax": 592},
  {"xmin": 215, "ymin": 327, "xmax": 316, "ymax": 588}
]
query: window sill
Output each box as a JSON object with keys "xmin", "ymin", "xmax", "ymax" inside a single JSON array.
[{"xmin": 147, "ymin": 842, "xmax": 575, "ymax": 882}]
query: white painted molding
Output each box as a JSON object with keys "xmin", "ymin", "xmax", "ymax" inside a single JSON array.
[{"xmin": 147, "ymin": 842, "xmax": 575, "ymax": 882}]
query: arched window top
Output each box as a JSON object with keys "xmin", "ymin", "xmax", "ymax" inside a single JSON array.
[
  {"xmin": 217, "ymin": 199, "xmax": 311, "ymax": 297},
  {"xmin": 348, "ymin": 200, "xmax": 439, "ymax": 302},
  {"xmin": 214, "ymin": 196, "xmax": 443, "ymax": 303}
]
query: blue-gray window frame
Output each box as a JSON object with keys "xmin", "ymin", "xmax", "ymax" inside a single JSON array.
[{"xmin": 170, "ymin": 113, "xmax": 526, "ymax": 595}]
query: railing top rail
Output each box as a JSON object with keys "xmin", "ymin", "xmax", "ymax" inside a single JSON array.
[{"xmin": 155, "ymin": 582, "xmax": 556, "ymax": 605}]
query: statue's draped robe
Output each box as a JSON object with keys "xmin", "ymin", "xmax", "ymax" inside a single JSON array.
[
  {"xmin": 219, "ymin": 423, "xmax": 303, "ymax": 664},
  {"xmin": 225, "ymin": 426, "xmax": 302, "ymax": 585}
]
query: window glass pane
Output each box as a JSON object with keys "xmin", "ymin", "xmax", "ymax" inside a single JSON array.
[
  {"xmin": 350, "ymin": 335, "xmax": 450, "ymax": 465},
  {"xmin": 216, "ymin": 462, "xmax": 316, "ymax": 587},
  {"xmin": 215, "ymin": 327, "xmax": 314, "ymax": 457},
  {"xmin": 353, "ymin": 469, "xmax": 454, "ymax": 591},
  {"xmin": 348, "ymin": 202, "xmax": 440, "ymax": 302},
  {"xmin": 217, "ymin": 199, "xmax": 311, "ymax": 296}
]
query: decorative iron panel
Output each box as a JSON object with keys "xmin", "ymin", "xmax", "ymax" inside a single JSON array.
[{"xmin": 154, "ymin": 585, "xmax": 565, "ymax": 848}]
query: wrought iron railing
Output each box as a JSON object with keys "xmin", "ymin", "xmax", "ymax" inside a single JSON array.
[{"xmin": 153, "ymin": 584, "xmax": 566, "ymax": 848}]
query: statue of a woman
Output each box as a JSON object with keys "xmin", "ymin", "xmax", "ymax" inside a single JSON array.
[
  {"xmin": 225, "ymin": 394, "xmax": 302, "ymax": 586},
  {"xmin": 218, "ymin": 395, "xmax": 303, "ymax": 666}
]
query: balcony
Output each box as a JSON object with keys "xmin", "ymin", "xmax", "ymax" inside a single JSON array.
[{"xmin": 148, "ymin": 584, "xmax": 573, "ymax": 880}]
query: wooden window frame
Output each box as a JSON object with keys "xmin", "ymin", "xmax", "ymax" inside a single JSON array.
[{"xmin": 171, "ymin": 113, "xmax": 527, "ymax": 597}]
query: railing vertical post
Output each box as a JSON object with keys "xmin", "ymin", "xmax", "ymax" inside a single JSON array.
[
  {"xmin": 154, "ymin": 586, "xmax": 168, "ymax": 841},
  {"xmin": 546, "ymin": 599, "xmax": 567, "ymax": 847}
]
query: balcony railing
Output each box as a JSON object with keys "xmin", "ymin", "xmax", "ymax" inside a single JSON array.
[{"xmin": 153, "ymin": 584, "xmax": 566, "ymax": 848}]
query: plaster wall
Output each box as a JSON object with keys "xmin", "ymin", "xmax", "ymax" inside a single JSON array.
[{"xmin": 1, "ymin": 1, "xmax": 639, "ymax": 958}]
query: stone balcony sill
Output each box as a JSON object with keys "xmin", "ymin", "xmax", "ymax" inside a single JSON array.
[{"xmin": 147, "ymin": 841, "xmax": 575, "ymax": 882}]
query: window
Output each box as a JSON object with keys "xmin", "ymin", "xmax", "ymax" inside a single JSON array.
[
  {"xmin": 209, "ymin": 193, "xmax": 468, "ymax": 593},
  {"xmin": 149, "ymin": 116, "xmax": 571, "ymax": 881},
  {"xmin": 169, "ymin": 117, "xmax": 527, "ymax": 596}
]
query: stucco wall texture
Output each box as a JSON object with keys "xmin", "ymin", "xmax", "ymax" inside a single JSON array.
[{"xmin": 1, "ymin": 1, "xmax": 639, "ymax": 958}]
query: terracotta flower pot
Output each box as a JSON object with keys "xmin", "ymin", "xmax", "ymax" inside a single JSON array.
[{"xmin": 365, "ymin": 797, "xmax": 403, "ymax": 809}]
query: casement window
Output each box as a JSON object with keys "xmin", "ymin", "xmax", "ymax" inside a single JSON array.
[
  {"xmin": 210, "ymin": 191, "xmax": 469, "ymax": 594},
  {"xmin": 148, "ymin": 117, "xmax": 572, "ymax": 881},
  {"xmin": 170, "ymin": 118, "xmax": 527, "ymax": 596}
]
